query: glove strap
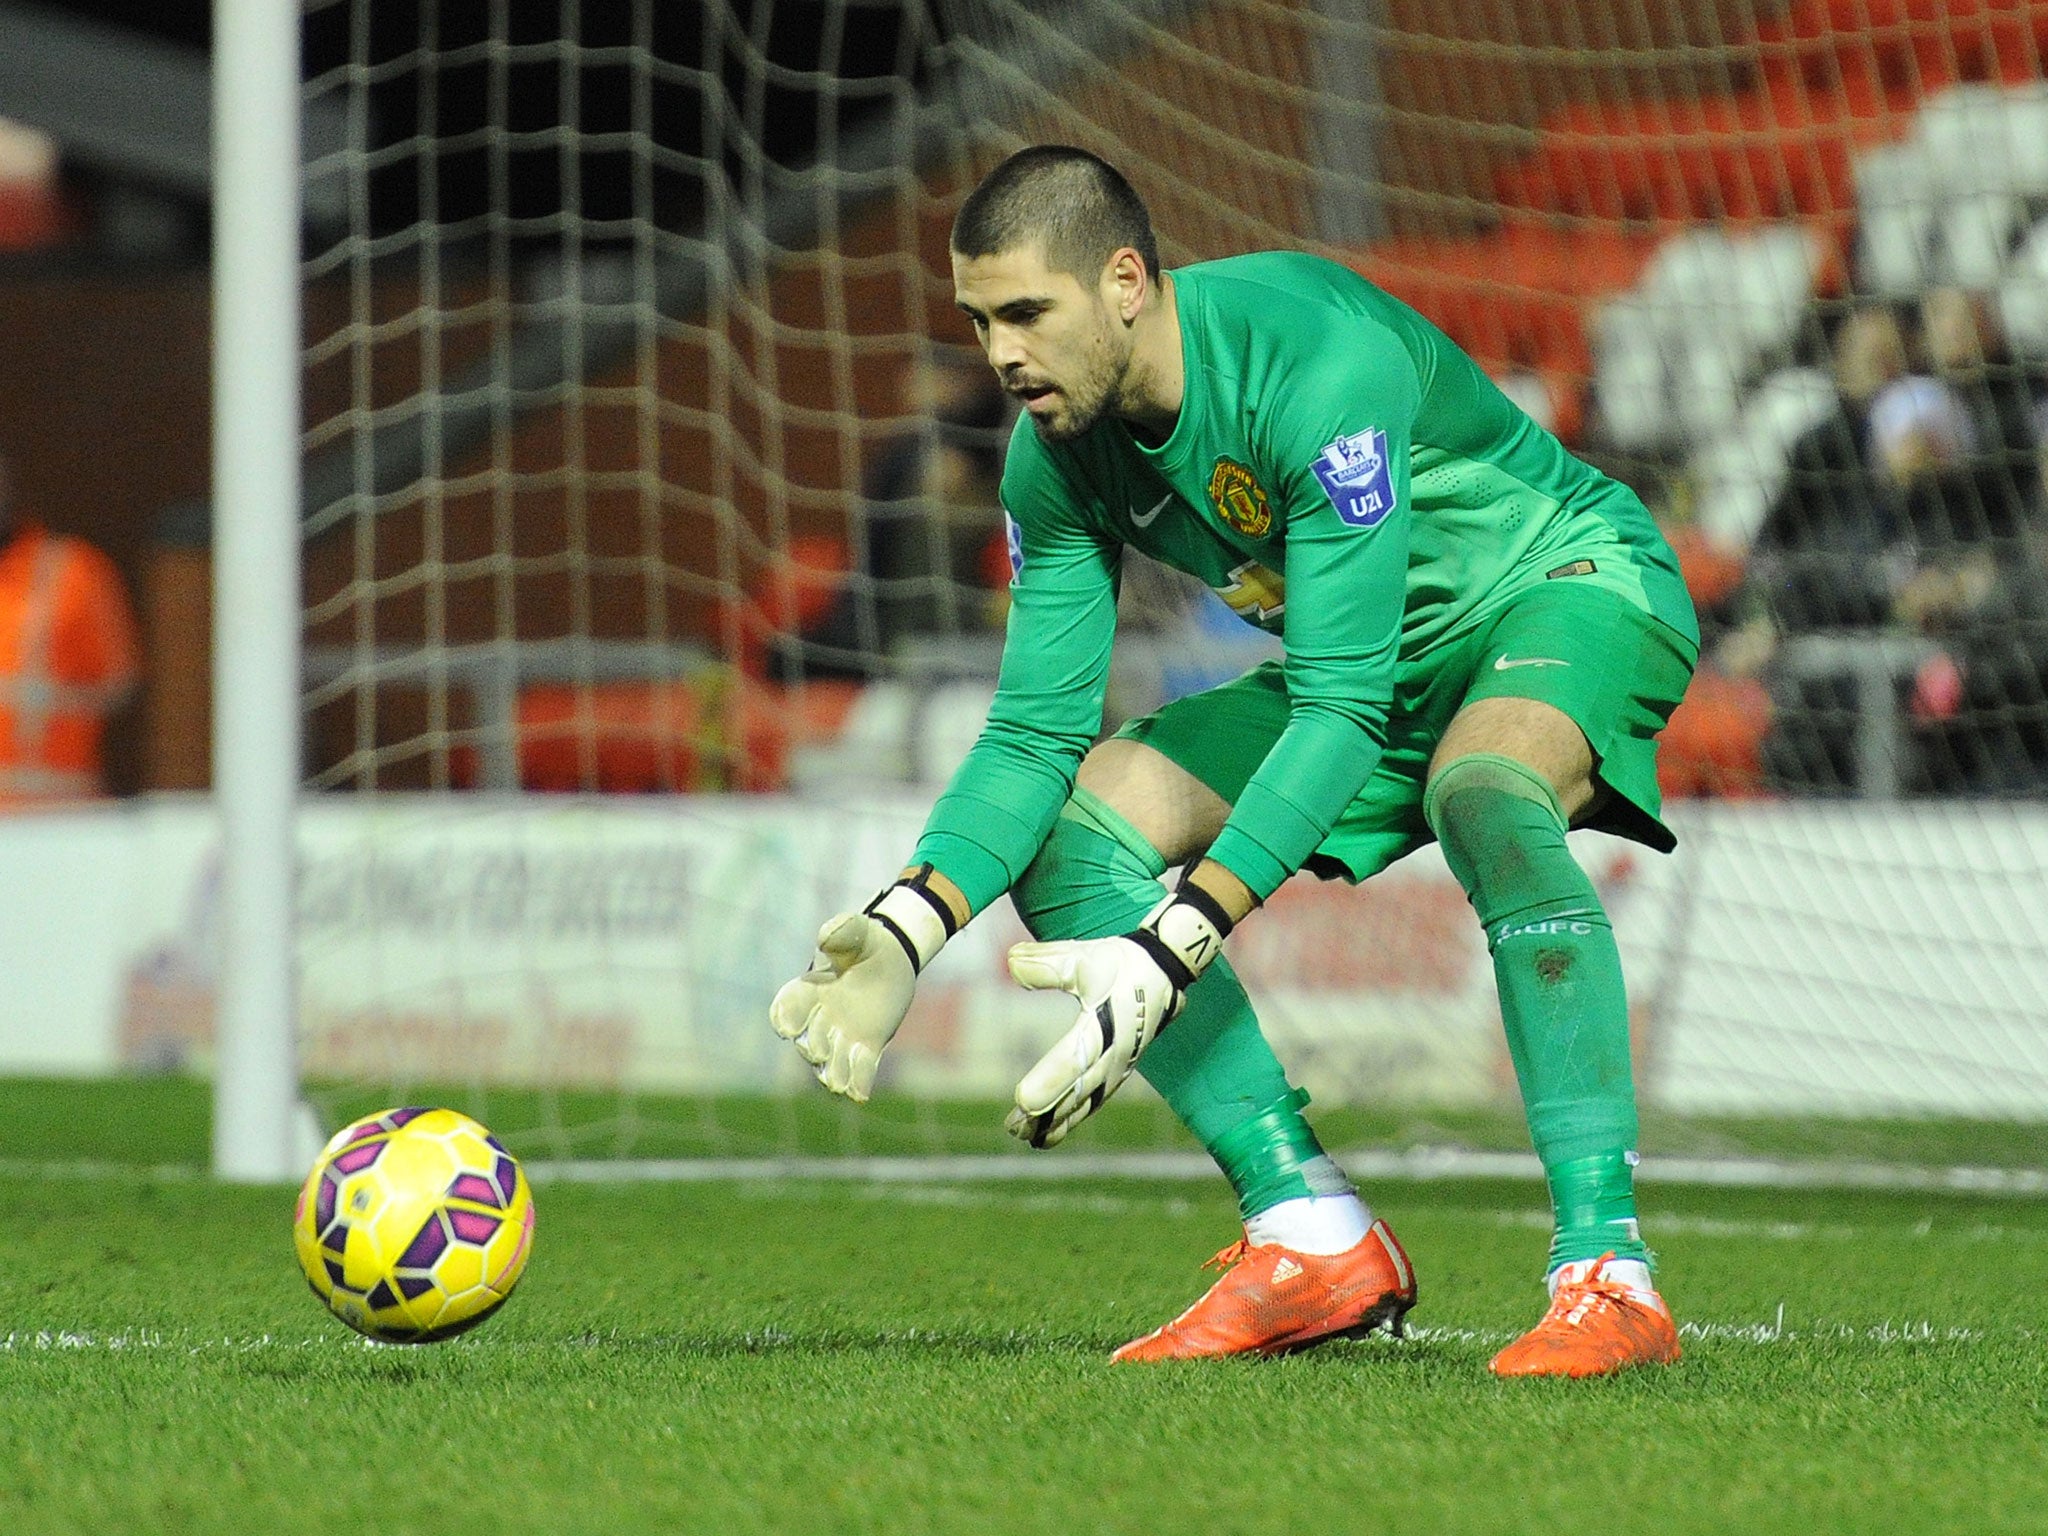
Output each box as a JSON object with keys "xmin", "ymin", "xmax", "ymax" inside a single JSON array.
[
  {"xmin": 1140, "ymin": 877, "xmax": 1235, "ymax": 986},
  {"xmin": 1127, "ymin": 926, "xmax": 1198, "ymax": 995},
  {"xmin": 865, "ymin": 863, "xmax": 956, "ymax": 974}
]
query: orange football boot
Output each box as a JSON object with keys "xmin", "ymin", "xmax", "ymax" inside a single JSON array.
[
  {"xmin": 1111, "ymin": 1219, "xmax": 1416, "ymax": 1362},
  {"xmin": 1489, "ymin": 1254, "xmax": 1682, "ymax": 1378}
]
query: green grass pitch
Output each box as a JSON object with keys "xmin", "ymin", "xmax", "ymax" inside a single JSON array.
[{"xmin": 4, "ymin": 1082, "xmax": 2048, "ymax": 1535}]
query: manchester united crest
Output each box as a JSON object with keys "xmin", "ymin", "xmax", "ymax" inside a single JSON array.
[{"xmin": 1207, "ymin": 458, "xmax": 1273, "ymax": 538}]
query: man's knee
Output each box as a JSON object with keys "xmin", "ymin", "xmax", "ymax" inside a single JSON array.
[
  {"xmin": 1423, "ymin": 752, "xmax": 1568, "ymax": 903},
  {"xmin": 1425, "ymin": 752, "xmax": 1566, "ymax": 843},
  {"xmin": 1012, "ymin": 783, "xmax": 1172, "ymax": 941},
  {"xmin": 1429, "ymin": 696, "xmax": 1597, "ymax": 822}
]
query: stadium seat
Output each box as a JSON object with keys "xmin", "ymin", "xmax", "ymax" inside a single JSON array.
[
  {"xmin": 1687, "ymin": 366, "xmax": 1840, "ymax": 550},
  {"xmin": 705, "ymin": 532, "xmax": 851, "ymax": 681},
  {"xmin": 1350, "ymin": 225, "xmax": 1661, "ymax": 443},
  {"xmin": 487, "ymin": 674, "xmax": 863, "ymax": 794},
  {"xmin": 1997, "ymin": 216, "xmax": 2048, "ymax": 354},
  {"xmin": 1757, "ymin": 0, "xmax": 2048, "ymax": 95},
  {"xmin": 1362, "ymin": 0, "xmax": 2043, "ymax": 456},
  {"xmin": 1658, "ymin": 669, "xmax": 1774, "ymax": 799},
  {"xmin": 1593, "ymin": 229, "xmax": 1826, "ymax": 453},
  {"xmin": 1650, "ymin": 226, "xmax": 1822, "ymax": 356},
  {"xmin": 1914, "ymin": 82, "xmax": 2048, "ymax": 195},
  {"xmin": 1493, "ymin": 76, "xmax": 1915, "ymax": 228},
  {"xmin": 785, "ymin": 680, "xmax": 919, "ymax": 787},
  {"xmin": 1856, "ymin": 141, "xmax": 1944, "ymax": 294},
  {"xmin": 1590, "ymin": 294, "xmax": 1675, "ymax": 450},
  {"xmin": 1936, "ymin": 188, "xmax": 2031, "ymax": 287},
  {"xmin": 1855, "ymin": 85, "xmax": 2048, "ymax": 292}
]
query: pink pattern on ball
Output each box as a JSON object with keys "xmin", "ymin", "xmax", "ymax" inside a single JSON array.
[
  {"xmin": 449, "ymin": 1210, "xmax": 500, "ymax": 1245},
  {"xmin": 330, "ymin": 1141, "xmax": 384, "ymax": 1174},
  {"xmin": 448, "ymin": 1174, "xmax": 500, "ymax": 1206}
]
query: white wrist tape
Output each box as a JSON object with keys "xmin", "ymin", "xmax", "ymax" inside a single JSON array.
[
  {"xmin": 1138, "ymin": 881, "xmax": 1235, "ymax": 987},
  {"xmin": 1149, "ymin": 896, "xmax": 1229, "ymax": 978},
  {"xmin": 865, "ymin": 880, "xmax": 953, "ymax": 973}
]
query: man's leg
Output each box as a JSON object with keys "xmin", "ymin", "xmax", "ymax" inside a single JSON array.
[
  {"xmin": 1423, "ymin": 695, "xmax": 1679, "ymax": 1378},
  {"xmin": 1017, "ymin": 739, "xmax": 1357, "ymax": 1229},
  {"xmin": 1012, "ymin": 736, "xmax": 1413, "ymax": 1358}
]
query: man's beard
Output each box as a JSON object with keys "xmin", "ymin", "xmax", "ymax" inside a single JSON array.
[{"xmin": 1029, "ymin": 340, "xmax": 1129, "ymax": 444}]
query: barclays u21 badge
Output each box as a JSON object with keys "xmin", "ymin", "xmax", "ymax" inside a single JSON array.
[
  {"xmin": 1311, "ymin": 427, "xmax": 1395, "ymax": 528},
  {"xmin": 1004, "ymin": 511, "xmax": 1024, "ymax": 581}
]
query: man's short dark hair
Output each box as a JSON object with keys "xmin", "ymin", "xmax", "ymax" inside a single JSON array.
[{"xmin": 951, "ymin": 146, "xmax": 1160, "ymax": 282}]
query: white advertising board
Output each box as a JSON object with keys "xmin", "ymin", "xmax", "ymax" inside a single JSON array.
[{"xmin": 4, "ymin": 795, "xmax": 2048, "ymax": 1119}]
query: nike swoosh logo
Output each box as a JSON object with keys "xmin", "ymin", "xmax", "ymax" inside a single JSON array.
[
  {"xmin": 1493, "ymin": 656, "xmax": 1570, "ymax": 670},
  {"xmin": 1131, "ymin": 493, "xmax": 1172, "ymax": 528}
]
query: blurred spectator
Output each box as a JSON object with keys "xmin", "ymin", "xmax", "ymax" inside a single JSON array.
[
  {"xmin": 1920, "ymin": 286, "xmax": 2043, "ymax": 509},
  {"xmin": 1750, "ymin": 303, "xmax": 1909, "ymax": 634},
  {"xmin": 1869, "ymin": 372, "xmax": 1978, "ymax": 483},
  {"xmin": 1867, "ymin": 365, "xmax": 1998, "ymax": 605},
  {"xmin": 1758, "ymin": 358, "xmax": 1993, "ymax": 793},
  {"xmin": 0, "ymin": 455, "xmax": 140, "ymax": 806},
  {"xmin": 1851, "ymin": 297, "xmax": 2048, "ymax": 792},
  {"xmin": 1897, "ymin": 404, "xmax": 2048, "ymax": 793},
  {"xmin": 772, "ymin": 349, "xmax": 1013, "ymax": 679},
  {"xmin": 1710, "ymin": 305, "xmax": 1908, "ymax": 791}
]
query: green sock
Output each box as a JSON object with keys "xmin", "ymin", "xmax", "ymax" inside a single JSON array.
[
  {"xmin": 1425, "ymin": 754, "xmax": 1649, "ymax": 1272},
  {"xmin": 1011, "ymin": 788, "xmax": 1349, "ymax": 1218}
]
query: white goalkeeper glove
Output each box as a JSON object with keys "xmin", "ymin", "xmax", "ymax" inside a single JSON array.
[
  {"xmin": 769, "ymin": 864, "xmax": 957, "ymax": 1102},
  {"xmin": 1004, "ymin": 878, "xmax": 1236, "ymax": 1148}
]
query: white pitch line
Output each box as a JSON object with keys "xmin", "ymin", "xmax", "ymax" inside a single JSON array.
[
  {"xmin": 527, "ymin": 1151, "xmax": 1227, "ymax": 1184},
  {"xmin": 0, "ymin": 1159, "xmax": 202, "ymax": 1182},
  {"xmin": 818, "ymin": 1186, "xmax": 2048, "ymax": 1240},
  {"xmin": 522, "ymin": 1146, "xmax": 2048, "ymax": 1198},
  {"xmin": 5, "ymin": 1147, "xmax": 2048, "ymax": 1199}
]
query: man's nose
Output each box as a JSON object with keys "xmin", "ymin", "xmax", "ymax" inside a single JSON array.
[{"xmin": 985, "ymin": 326, "xmax": 1027, "ymax": 374}]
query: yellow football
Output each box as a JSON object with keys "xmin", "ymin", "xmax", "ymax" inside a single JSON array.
[{"xmin": 293, "ymin": 1107, "xmax": 535, "ymax": 1343}]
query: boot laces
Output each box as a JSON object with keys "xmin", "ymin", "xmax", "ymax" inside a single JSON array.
[
  {"xmin": 1202, "ymin": 1238, "xmax": 1252, "ymax": 1273},
  {"xmin": 1543, "ymin": 1253, "xmax": 1642, "ymax": 1329}
]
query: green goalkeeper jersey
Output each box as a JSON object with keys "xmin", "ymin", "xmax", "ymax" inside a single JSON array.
[{"xmin": 913, "ymin": 251, "xmax": 1697, "ymax": 907}]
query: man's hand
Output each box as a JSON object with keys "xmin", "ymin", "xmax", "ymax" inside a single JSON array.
[
  {"xmin": 769, "ymin": 867, "xmax": 957, "ymax": 1103},
  {"xmin": 1004, "ymin": 934, "xmax": 1181, "ymax": 1148},
  {"xmin": 1003, "ymin": 877, "xmax": 1239, "ymax": 1147}
]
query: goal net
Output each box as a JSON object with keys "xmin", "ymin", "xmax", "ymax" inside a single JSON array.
[{"xmin": 270, "ymin": 0, "xmax": 2048, "ymax": 1172}]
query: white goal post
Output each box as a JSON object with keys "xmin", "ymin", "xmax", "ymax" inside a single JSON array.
[{"xmin": 210, "ymin": 0, "xmax": 305, "ymax": 1182}]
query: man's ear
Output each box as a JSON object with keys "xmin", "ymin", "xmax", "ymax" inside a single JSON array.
[{"xmin": 1104, "ymin": 247, "xmax": 1149, "ymax": 324}]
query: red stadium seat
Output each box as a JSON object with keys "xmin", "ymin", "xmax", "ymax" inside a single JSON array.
[
  {"xmin": 470, "ymin": 674, "xmax": 863, "ymax": 794},
  {"xmin": 0, "ymin": 180, "xmax": 76, "ymax": 250},
  {"xmin": 706, "ymin": 532, "xmax": 851, "ymax": 681},
  {"xmin": 1659, "ymin": 669, "xmax": 1774, "ymax": 799},
  {"xmin": 1492, "ymin": 77, "xmax": 1918, "ymax": 226},
  {"xmin": 1350, "ymin": 225, "xmax": 1664, "ymax": 443},
  {"xmin": 1758, "ymin": 0, "xmax": 2048, "ymax": 93}
]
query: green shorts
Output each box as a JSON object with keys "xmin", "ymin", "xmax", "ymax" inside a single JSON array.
[{"xmin": 1114, "ymin": 578, "xmax": 1699, "ymax": 883}]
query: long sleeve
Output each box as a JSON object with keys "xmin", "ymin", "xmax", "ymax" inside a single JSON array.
[{"xmin": 911, "ymin": 455, "xmax": 1120, "ymax": 913}]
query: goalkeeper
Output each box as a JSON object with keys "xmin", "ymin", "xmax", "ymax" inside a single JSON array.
[{"xmin": 771, "ymin": 146, "xmax": 1698, "ymax": 1379}]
